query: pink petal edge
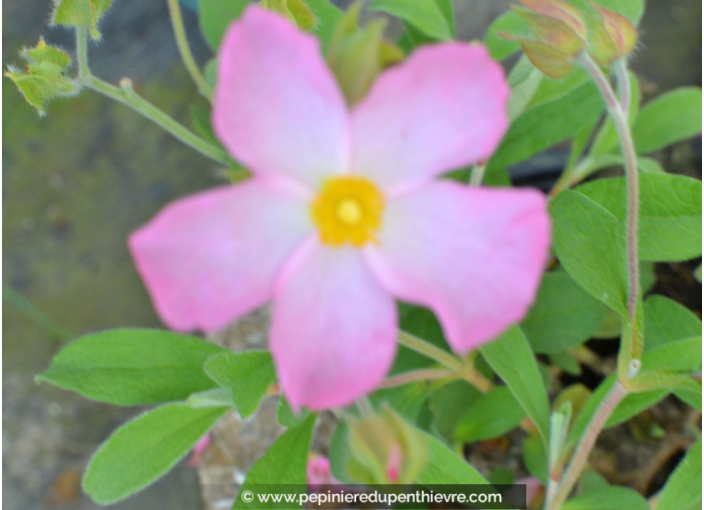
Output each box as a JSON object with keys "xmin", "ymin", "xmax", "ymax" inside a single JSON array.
[
  {"xmin": 364, "ymin": 181, "xmax": 551, "ymax": 352},
  {"xmin": 212, "ymin": 6, "xmax": 350, "ymax": 189},
  {"xmin": 129, "ymin": 178, "xmax": 312, "ymax": 332},
  {"xmin": 349, "ymin": 43, "xmax": 510, "ymax": 194},
  {"xmin": 270, "ymin": 240, "xmax": 398, "ymax": 410}
]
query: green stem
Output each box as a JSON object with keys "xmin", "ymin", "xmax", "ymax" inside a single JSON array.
[
  {"xmin": 76, "ymin": 27, "xmax": 89, "ymax": 80},
  {"xmin": 397, "ymin": 330, "xmax": 464, "ymax": 373},
  {"xmin": 614, "ymin": 58, "xmax": 631, "ymax": 115},
  {"xmin": 74, "ymin": 25, "xmax": 229, "ymax": 166},
  {"xmin": 545, "ymin": 381, "xmax": 628, "ymax": 510},
  {"xmin": 578, "ymin": 52, "xmax": 642, "ymax": 380},
  {"xmin": 85, "ymin": 76, "xmax": 230, "ymax": 165},
  {"xmin": 3, "ymin": 285, "xmax": 72, "ymax": 342},
  {"xmin": 166, "ymin": 0, "xmax": 212, "ymax": 100},
  {"xmin": 379, "ymin": 368, "xmax": 456, "ymax": 389},
  {"xmin": 469, "ymin": 163, "xmax": 486, "ymax": 186},
  {"xmin": 396, "ymin": 331, "xmax": 494, "ymax": 392}
]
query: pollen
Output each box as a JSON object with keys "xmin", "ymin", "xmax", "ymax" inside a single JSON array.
[{"xmin": 311, "ymin": 176, "xmax": 384, "ymax": 247}]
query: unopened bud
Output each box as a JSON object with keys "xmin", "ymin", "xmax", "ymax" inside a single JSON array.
[
  {"xmin": 513, "ymin": 6, "xmax": 584, "ymax": 57},
  {"xmin": 261, "ymin": 0, "xmax": 315, "ymax": 31},
  {"xmin": 346, "ymin": 407, "xmax": 428, "ymax": 485},
  {"xmin": 520, "ymin": 0, "xmax": 587, "ymax": 39},
  {"xmin": 589, "ymin": 3, "xmax": 638, "ymax": 64},
  {"xmin": 327, "ymin": 1, "xmax": 404, "ymax": 105},
  {"xmin": 498, "ymin": 35, "xmax": 574, "ymax": 79}
]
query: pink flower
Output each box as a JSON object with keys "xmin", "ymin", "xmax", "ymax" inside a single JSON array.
[
  {"xmin": 188, "ymin": 433, "xmax": 210, "ymax": 467},
  {"xmin": 306, "ymin": 455, "xmax": 340, "ymax": 487},
  {"xmin": 129, "ymin": 6, "xmax": 550, "ymax": 411}
]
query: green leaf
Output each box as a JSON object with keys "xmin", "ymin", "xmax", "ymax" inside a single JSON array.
[
  {"xmin": 277, "ymin": 397, "xmax": 312, "ymax": 427},
  {"xmin": 566, "ymin": 374, "xmax": 667, "ymax": 449},
  {"xmin": 435, "ymin": 0, "xmax": 455, "ymax": 36},
  {"xmin": 328, "ymin": 420, "xmax": 354, "ymax": 483},
  {"xmin": 198, "ymin": 0, "xmax": 249, "ymax": 51},
  {"xmin": 303, "ymin": 0, "xmax": 344, "ymax": 51},
  {"xmin": 549, "ymin": 351, "xmax": 582, "ymax": 375},
  {"xmin": 527, "ymin": 67, "xmax": 590, "ymax": 109},
  {"xmin": 644, "ymin": 295, "xmax": 702, "ymax": 351},
  {"xmin": 480, "ymin": 326, "xmax": 551, "ymax": 449},
  {"xmin": 485, "ymin": 10, "xmax": 527, "ymax": 60},
  {"xmin": 507, "ymin": 59, "xmax": 544, "ymax": 121},
  {"xmin": 578, "ymin": 470, "xmax": 611, "ymax": 494},
  {"xmin": 186, "ymin": 387, "xmax": 235, "ymax": 408},
  {"xmin": 523, "ymin": 433, "xmax": 548, "ymax": 483},
  {"xmin": 190, "ymin": 104, "xmax": 220, "ymax": 147},
  {"xmin": 577, "ymin": 174, "xmax": 703, "ymax": 262},
  {"xmin": 562, "ymin": 486, "xmax": 650, "ymax": 510},
  {"xmin": 429, "ymin": 380, "xmax": 481, "ymax": 441},
  {"xmin": 369, "ymin": 0, "xmax": 452, "ymax": 41},
  {"xmin": 52, "ymin": 0, "xmax": 113, "ymax": 39},
  {"xmin": 632, "ymin": 87, "xmax": 703, "ymax": 154},
  {"xmin": 5, "ymin": 38, "xmax": 76, "ymax": 116},
  {"xmin": 522, "ymin": 271, "xmax": 605, "ymax": 353},
  {"xmin": 395, "ymin": 303, "xmax": 451, "ymax": 373},
  {"xmin": 83, "ymin": 403, "xmax": 227, "ymax": 504},
  {"xmin": 550, "ymin": 190, "xmax": 629, "ymax": 316},
  {"xmin": 204, "ymin": 351, "xmax": 276, "ymax": 419},
  {"xmin": 657, "ymin": 438, "xmax": 702, "ymax": 510},
  {"xmin": 486, "ymin": 80, "xmax": 604, "ymax": 177},
  {"xmin": 416, "ymin": 430, "xmax": 490, "ymax": 484},
  {"xmin": 369, "ymin": 382, "xmax": 430, "ymax": 422},
  {"xmin": 233, "ymin": 415, "xmax": 317, "ymax": 509},
  {"xmin": 37, "ymin": 329, "xmax": 226, "ymax": 406},
  {"xmin": 642, "ymin": 337, "xmax": 702, "ymax": 374},
  {"xmin": 454, "ymin": 386, "xmax": 526, "ymax": 443}
]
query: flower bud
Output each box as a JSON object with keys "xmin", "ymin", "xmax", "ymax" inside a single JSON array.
[
  {"xmin": 588, "ymin": 3, "xmax": 638, "ymax": 65},
  {"xmin": 52, "ymin": 0, "xmax": 113, "ymax": 40},
  {"xmin": 327, "ymin": 1, "xmax": 404, "ymax": 106},
  {"xmin": 513, "ymin": 7, "xmax": 583, "ymax": 57},
  {"xmin": 520, "ymin": 0, "xmax": 587, "ymax": 39},
  {"xmin": 498, "ymin": 34, "xmax": 575, "ymax": 79},
  {"xmin": 500, "ymin": 0, "xmax": 587, "ymax": 79},
  {"xmin": 260, "ymin": 0, "xmax": 316, "ymax": 31},
  {"xmin": 5, "ymin": 37, "xmax": 77, "ymax": 116},
  {"xmin": 346, "ymin": 407, "xmax": 428, "ymax": 485}
]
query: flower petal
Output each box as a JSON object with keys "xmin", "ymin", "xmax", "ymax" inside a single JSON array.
[
  {"xmin": 350, "ymin": 43, "xmax": 509, "ymax": 193},
  {"xmin": 271, "ymin": 241, "xmax": 397, "ymax": 410},
  {"xmin": 129, "ymin": 178, "xmax": 312, "ymax": 332},
  {"xmin": 213, "ymin": 6, "xmax": 350, "ymax": 189},
  {"xmin": 364, "ymin": 181, "xmax": 550, "ymax": 352}
]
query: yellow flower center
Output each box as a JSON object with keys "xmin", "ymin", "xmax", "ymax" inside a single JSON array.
[{"xmin": 311, "ymin": 176, "xmax": 384, "ymax": 247}]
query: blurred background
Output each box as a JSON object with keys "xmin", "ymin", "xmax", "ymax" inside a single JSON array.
[{"xmin": 2, "ymin": 0, "xmax": 701, "ymax": 508}]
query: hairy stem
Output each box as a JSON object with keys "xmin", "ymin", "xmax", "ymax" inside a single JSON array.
[
  {"xmin": 74, "ymin": 26, "xmax": 229, "ymax": 165},
  {"xmin": 397, "ymin": 331, "xmax": 494, "ymax": 392},
  {"xmin": 614, "ymin": 58, "xmax": 631, "ymax": 115},
  {"xmin": 578, "ymin": 52, "xmax": 642, "ymax": 379},
  {"xmin": 76, "ymin": 27, "xmax": 89, "ymax": 80},
  {"xmin": 398, "ymin": 331, "xmax": 464, "ymax": 373},
  {"xmin": 379, "ymin": 368, "xmax": 456, "ymax": 389},
  {"xmin": 86, "ymin": 76, "xmax": 231, "ymax": 165},
  {"xmin": 166, "ymin": 0, "xmax": 212, "ymax": 100},
  {"xmin": 545, "ymin": 381, "xmax": 628, "ymax": 510}
]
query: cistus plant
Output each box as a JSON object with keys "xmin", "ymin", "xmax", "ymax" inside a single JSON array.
[{"xmin": 7, "ymin": 0, "xmax": 702, "ymax": 509}]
